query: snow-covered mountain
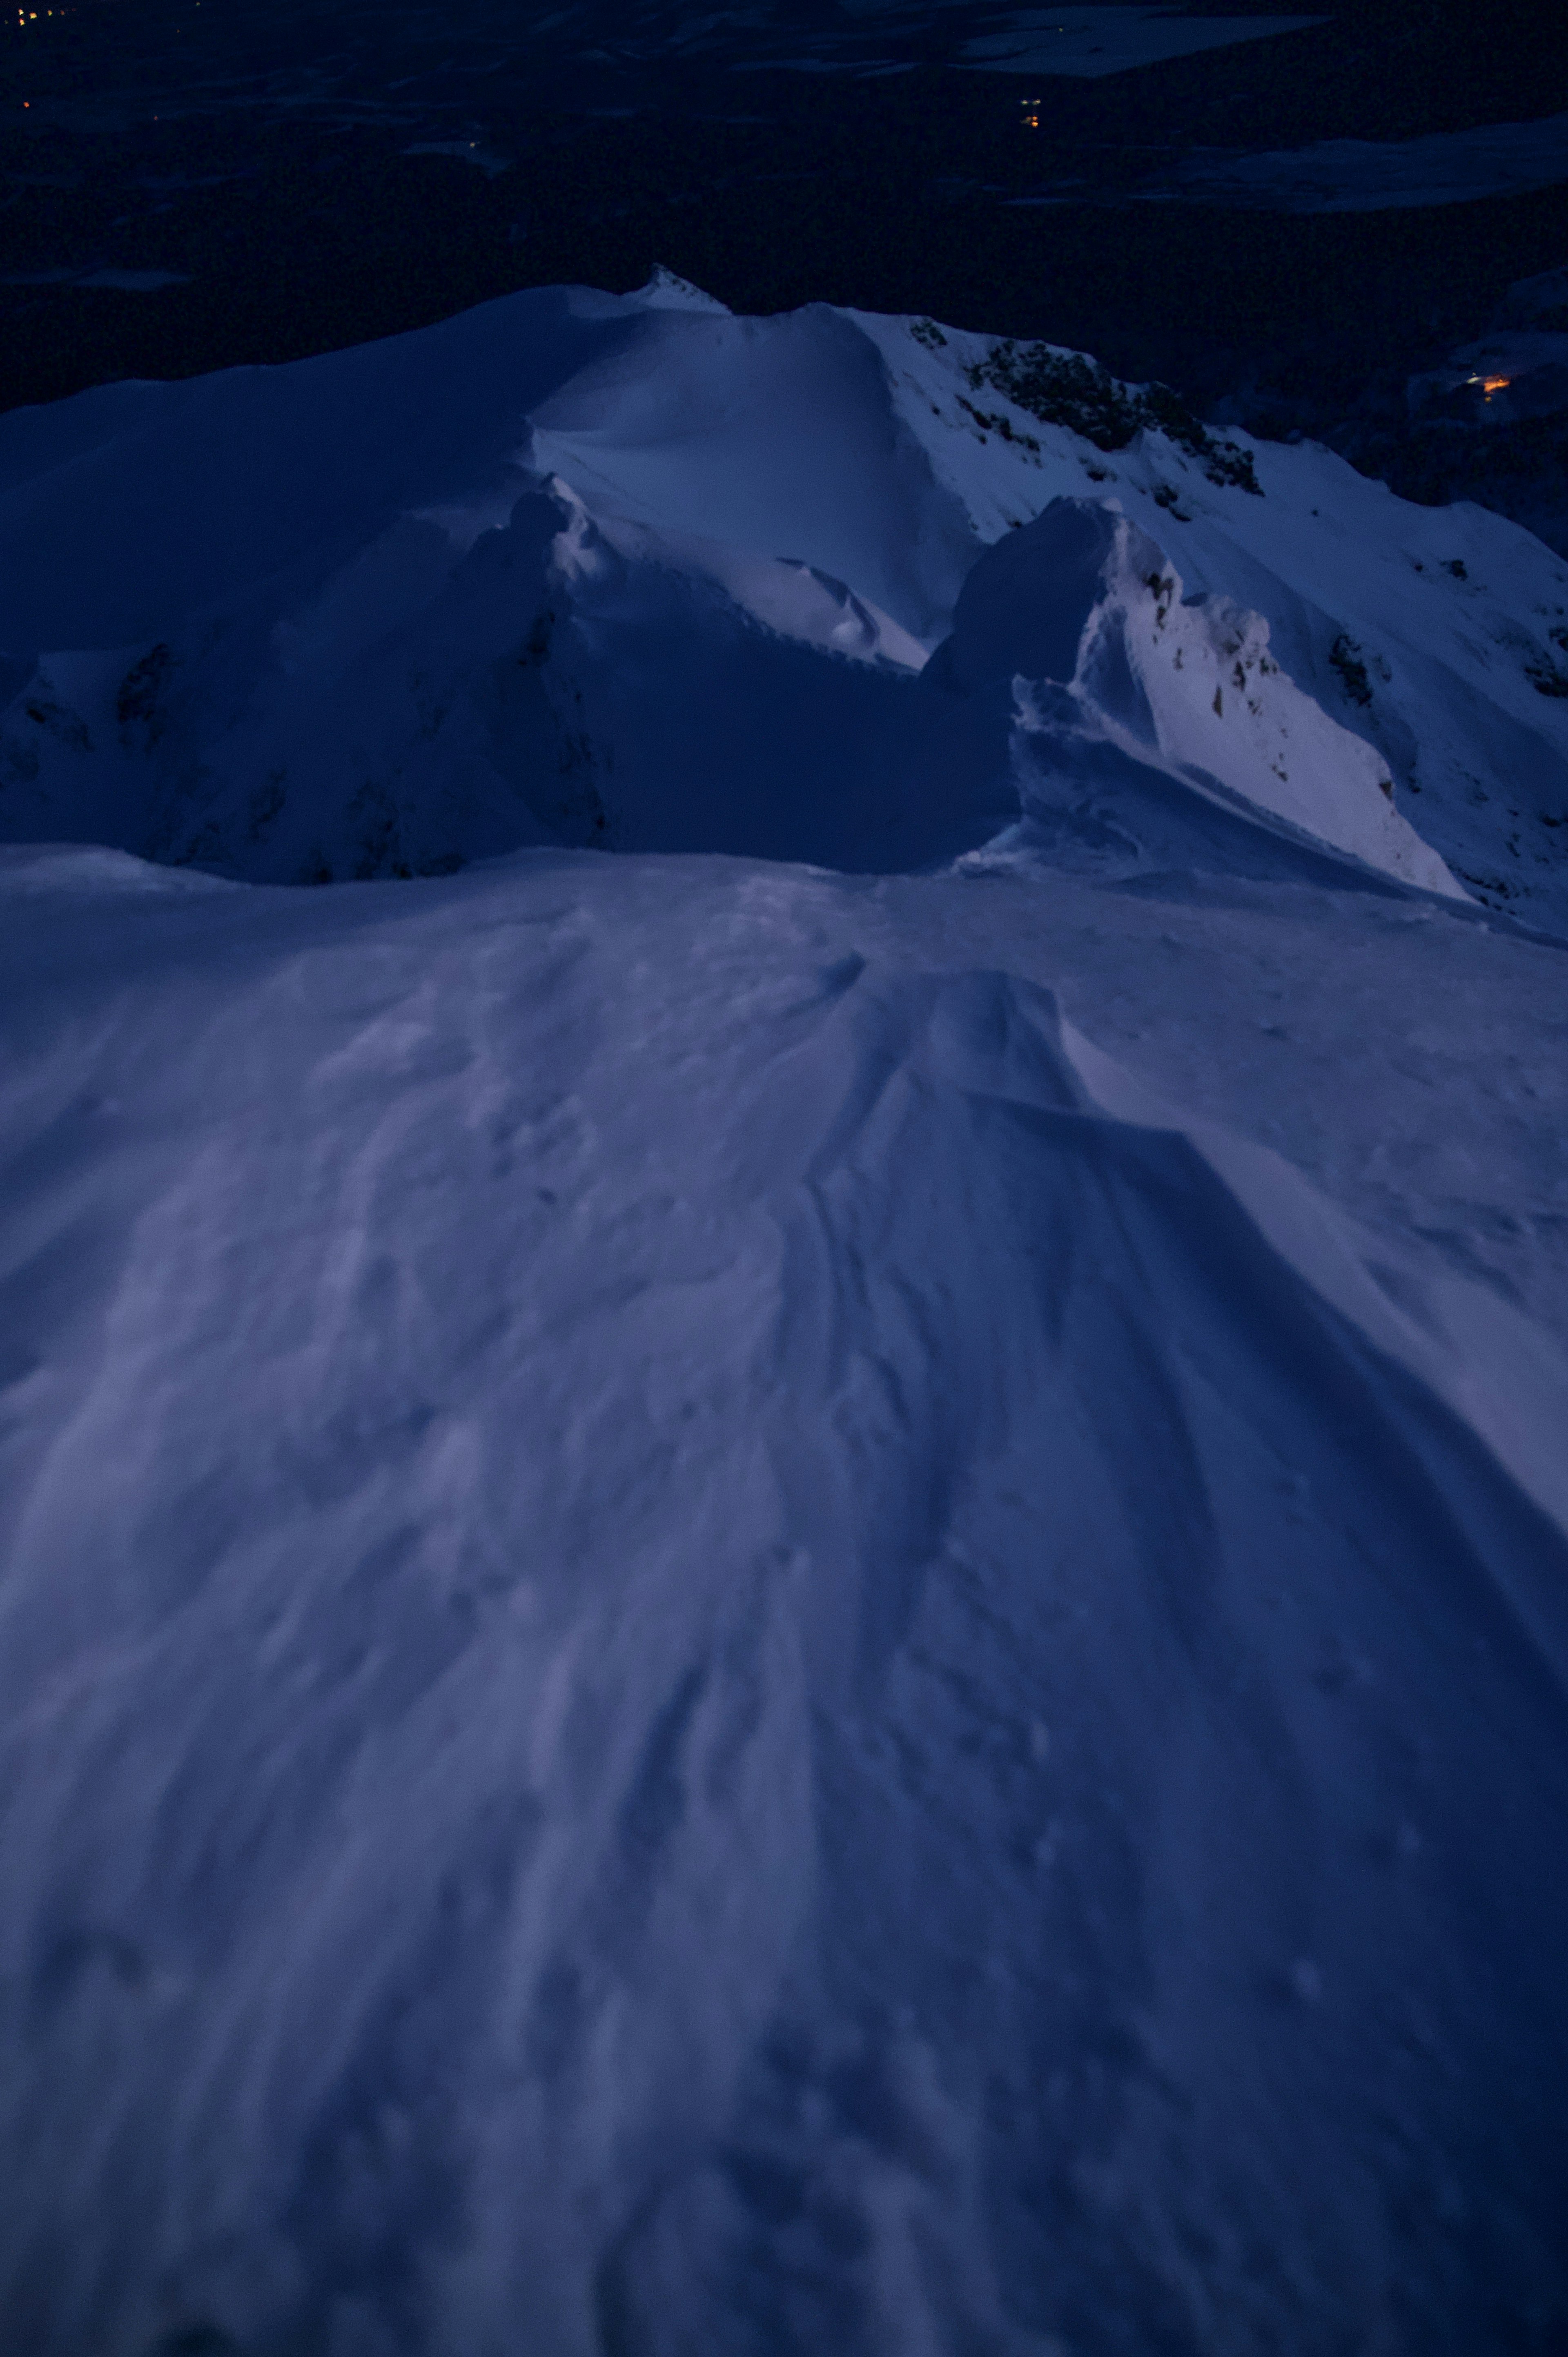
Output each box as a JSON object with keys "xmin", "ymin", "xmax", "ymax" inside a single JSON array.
[
  {"xmin": 4, "ymin": 268, "xmax": 1567, "ymax": 910},
  {"xmin": 2, "ymin": 277, "xmax": 1567, "ymax": 2356}
]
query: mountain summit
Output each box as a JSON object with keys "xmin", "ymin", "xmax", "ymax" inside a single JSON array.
[{"xmin": 2, "ymin": 281, "xmax": 1566, "ymax": 2357}]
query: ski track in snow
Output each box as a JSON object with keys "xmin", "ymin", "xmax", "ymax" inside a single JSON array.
[{"xmin": 1, "ymin": 277, "xmax": 1568, "ymax": 2354}]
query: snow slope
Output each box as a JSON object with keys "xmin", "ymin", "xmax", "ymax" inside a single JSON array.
[
  {"xmin": 3, "ymin": 840, "xmax": 1567, "ymax": 2356},
  {"xmin": 3, "ymin": 274, "xmax": 1567, "ymax": 912},
  {"xmin": 2, "ymin": 281, "xmax": 1568, "ymax": 2355}
]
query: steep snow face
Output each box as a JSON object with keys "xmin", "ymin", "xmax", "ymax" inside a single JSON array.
[
  {"xmin": 2, "ymin": 277, "xmax": 1566, "ymax": 912},
  {"xmin": 931, "ymin": 500, "xmax": 1463, "ymax": 895},
  {"xmin": 526, "ymin": 301, "xmax": 983, "ymax": 645},
  {"xmin": 0, "ymin": 471, "xmax": 988, "ymax": 883},
  {"xmin": 861, "ymin": 310, "xmax": 1568, "ymax": 916},
  {"xmin": 0, "ymin": 473, "xmax": 1457, "ymax": 893},
  {"xmin": 2, "ymin": 842, "xmax": 1567, "ymax": 2357}
]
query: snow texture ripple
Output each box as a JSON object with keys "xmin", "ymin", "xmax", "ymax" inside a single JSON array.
[{"xmin": 1, "ymin": 278, "xmax": 1567, "ymax": 2355}]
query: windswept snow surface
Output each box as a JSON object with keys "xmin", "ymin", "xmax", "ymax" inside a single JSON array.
[
  {"xmin": 4, "ymin": 842, "xmax": 1568, "ymax": 2357},
  {"xmin": 3, "ymin": 283, "xmax": 1568, "ymax": 2355}
]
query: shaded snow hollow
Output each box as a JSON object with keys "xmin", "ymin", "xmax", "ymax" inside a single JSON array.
[{"xmin": 1, "ymin": 279, "xmax": 1567, "ymax": 2356}]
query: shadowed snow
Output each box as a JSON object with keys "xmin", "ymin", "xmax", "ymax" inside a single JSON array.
[
  {"xmin": 3, "ymin": 279, "xmax": 1566, "ymax": 913},
  {"xmin": 1, "ymin": 845, "xmax": 1566, "ymax": 2352},
  {"xmin": 1, "ymin": 279, "xmax": 1567, "ymax": 2355}
]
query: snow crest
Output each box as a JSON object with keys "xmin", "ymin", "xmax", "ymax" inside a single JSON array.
[
  {"xmin": 3, "ymin": 283, "xmax": 1566, "ymax": 909},
  {"xmin": 2, "ymin": 285, "xmax": 1568, "ymax": 2355},
  {"xmin": 934, "ymin": 499, "xmax": 1464, "ymax": 894}
]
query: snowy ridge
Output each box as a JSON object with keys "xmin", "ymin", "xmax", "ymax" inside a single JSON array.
[
  {"xmin": 929, "ymin": 499, "xmax": 1461, "ymax": 895},
  {"xmin": 2, "ymin": 274, "xmax": 1566, "ymax": 910},
  {"xmin": 2, "ymin": 279, "xmax": 1568, "ymax": 2353}
]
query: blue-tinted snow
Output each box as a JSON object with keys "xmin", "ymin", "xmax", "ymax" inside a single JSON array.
[
  {"xmin": 3, "ymin": 278, "xmax": 1566, "ymax": 911},
  {"xmin": 3, "ymin": 838, "xmax": 1567, "ymax": 2353},
  {"xmin": 1, "ymin": 281, "xmax": 1567, "ymax": 2355}
]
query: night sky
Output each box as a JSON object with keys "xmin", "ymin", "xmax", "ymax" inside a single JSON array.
[{"xmin": 3, "ymin": 0, "xmax": 1567, "ymax": 430}]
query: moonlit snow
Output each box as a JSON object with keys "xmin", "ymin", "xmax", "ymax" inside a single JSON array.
[{"xmin": 2, "ymin": 272, "xmax": 1568, "ymax": 2356}]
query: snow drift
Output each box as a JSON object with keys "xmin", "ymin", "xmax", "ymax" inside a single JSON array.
[{"xmin": 1, "ymin": 279, "xmax": 1567, "ymax": 2356}]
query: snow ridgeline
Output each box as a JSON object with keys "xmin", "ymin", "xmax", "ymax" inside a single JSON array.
[
  {"xmin": 3, "ymin": 270, "xmax": 1566, "ymax": 908},
  {"xmin": 1, "ymin": 278, "xmax": 1567, "ymax": 2355}
]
